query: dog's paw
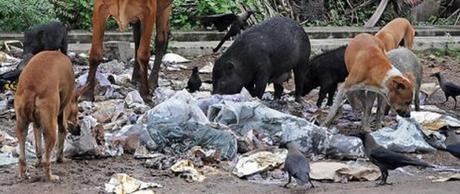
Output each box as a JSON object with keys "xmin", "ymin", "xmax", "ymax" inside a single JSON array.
[{"xmin": 48, "ymin": 174, "xmax": 60, "ymax": 182}]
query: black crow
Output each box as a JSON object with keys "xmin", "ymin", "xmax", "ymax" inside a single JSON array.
[
  {"xmin": 280, "ymin": 141, "xmax": 314, "ymax": 189},
  {"xmin": 431, "ymin": 72, "xmax": 460, "ymax": 108},
  {"xmin": 353, "ymin": 132, "xmax": 434, "ymax": 186},
  {"xmin": 186, "ymin": 66, "xmax": 201, "ymax": 93}
]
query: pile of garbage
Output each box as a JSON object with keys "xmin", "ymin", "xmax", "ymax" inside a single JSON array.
[{"xmin": 1, "ymin": 50, "xmax": 460, "ymax": 188}]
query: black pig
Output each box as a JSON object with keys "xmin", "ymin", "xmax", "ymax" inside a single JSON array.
[
  {"xmin": 302, "ymin": 46, "xmax": 348, "ymax": 107},
  {"xmin": 23, "ymin": 21, "xmax": 69, "ymax": 56},
  {"xmin": 212, "ymin": 17, "xmax": 310, "ymax": 101}
]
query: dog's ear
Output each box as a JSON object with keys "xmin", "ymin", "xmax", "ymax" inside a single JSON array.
[{"xmin": 390, "ymin": 78, "xmax": 407, "ymax": 91}]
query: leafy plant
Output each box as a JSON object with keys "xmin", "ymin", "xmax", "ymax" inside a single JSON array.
[{"xmin": 0, "ymin": 0, "xmax": 56, "ymax": 32}]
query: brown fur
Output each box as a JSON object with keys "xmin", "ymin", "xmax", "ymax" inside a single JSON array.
[
  {"xmin": 375, "ymin": 18, "xmax": 415, "ymax": 51},
  {"xmin": 345, "ymin": 33, "xmax": 414, "ymax": 115},
  {"xmin": 84, "ymin": 0, "xmax": 173, "ymax": 102},
  {"xmin": 14, "ymin": 51, "xmax": 84, "ymax": 181},
  {"xmin": 323, "ymin": 33, "xmax": 414, "ymax": 129}
]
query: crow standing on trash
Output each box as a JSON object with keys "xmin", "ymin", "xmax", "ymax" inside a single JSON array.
[
  {"xmin": 440, "ymin": 128, "xmax": 460, "ymax": 159},
  {"xmin": 280, "ymin": 141, "xmax": 314, "ymax": 189},
  {"xmin": 198, "ymin": 10, "xmax": 255, "ymax": 52},
  {"xmin": 430, "ymin": 72, "xmax": 460, "ymax": 108},
  {"xmin": 186, "ymin": 66, "xmax": 202, "ymax": 93},
  {"xmin": 353, "ymin": 132, "xmax": 434, "ymax": 186}
]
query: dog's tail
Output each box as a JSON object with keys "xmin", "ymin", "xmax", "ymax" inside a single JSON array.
[{"xmin": 21, "ymin": 94, "xmax": 39, "ymax": 123}]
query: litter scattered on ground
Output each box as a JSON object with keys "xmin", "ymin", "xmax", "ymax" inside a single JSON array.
[
  {"xmin": 372, "ymin": 117, "xmax": 436, "ymax": 153},
  {"xmin": 430, "ymin": 173, "xmax": 460, "ymax": 182},
  {"xmin": 310, "ymin": 161, "xmax": 380, "ymax": 182},
  {"xmin": 170, "ymin": 160, "xmax": 206, "ymax": 182},
  {"xmin": 232, "ymin": 149, "xmax": 287, "ymax": 178},
  {"xmin": 411, "ymin": 111, "xmax": 460, "ymax": 132},
  {"xmin": 104, "ymin": 173, "xmax": 162, "ymax": 194}
]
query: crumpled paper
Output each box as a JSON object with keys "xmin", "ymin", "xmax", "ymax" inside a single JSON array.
[
  {"xmin": 170, "ymin": 160, "xmax": 206, "ymax": 182},
  {"xmin": 104, "ymin": 173, "xmax": 162, "ymax": 194},
  {"xmin": 411, "ymin": 111, "xmax": 460, "ymax": 133},
  {"xmin": 232, "ymin": 149, "xmax": 287, "ymax": 178},
  {"xmin": 431, "ymin": 173, "xmax": 460, "ymax": 182}
]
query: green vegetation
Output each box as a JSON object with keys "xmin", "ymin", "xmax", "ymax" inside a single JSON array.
[
  {"xmin": 0, "ymin": 0, "xmax": 56, "ymax": 32},
  {"xmin": 0, "ymin": 0, "xmax": 457, "ymax": 32}
]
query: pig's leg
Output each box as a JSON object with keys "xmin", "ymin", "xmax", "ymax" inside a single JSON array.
[
  {"xmin": 274, "ymin": 83, "xmax": 283, "ymax": 99},
  {"xmin": 317, "ymin": 88, "xmax": 327, "ymax": 108},
  {"xmin": 326, "ymin": 83, "xmax": 338, "ymax": 106},
  {"xmin": 254, "ymin": 76, "xmax": 269, "ymax": 99},
  {"xmin": 322, "ymin": 86, "xmax": 347, "ymax": 127},
  {"xmin": 414, "ymin": 90, "xmax": 420, "ymax": 111},
  {"xmin": 293, "ymin": 63, "xmax": 306, "ymax": 103}
]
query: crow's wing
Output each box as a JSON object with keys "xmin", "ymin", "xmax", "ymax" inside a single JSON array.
[
  {"xmin": 444, "ymin": 82, "xmax": 460, "ymax": 95},
  {"xmin": 370, "ymin": 147, "xmax": 432, "ymax": 169},
  {"xmin": 198, "ymin": 13, "xmax": 238, "ymax": 31}
]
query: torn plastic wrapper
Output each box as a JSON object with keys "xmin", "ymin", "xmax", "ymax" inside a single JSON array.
[
  {"xmin": 139, "ymin": 90, "xmax": 209, "ymax": 125},
  {"xmin": 326, "ymin": 134, "xmax": 365, "ymax": 160},
  {"xmin": 371, "ymin": 117, "xmax": 435, "ymax": 153},
  {"xmin": 145, "ymin": 114, "xmax": 237, "ymax": 160},
  {"xmin": 208, "ymin": 101, "xmax": 329, "ymax": 155}
]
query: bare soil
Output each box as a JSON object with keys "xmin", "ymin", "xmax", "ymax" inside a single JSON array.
[{"xmin": 0, "ymin": 51, "xmax": 460, "ymax": 194}]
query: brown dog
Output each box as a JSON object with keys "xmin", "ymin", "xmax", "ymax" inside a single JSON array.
[
  {"xmin": 323, "ymin": 33, "xmax": 414, "ymax": 130},
  {"xmin": 84, "ymin": 0, "xmax": 173, "ymax": 102},
  {"xmin": 14, "ymin": 51, "xmax": 84, "ymax": 181},
  {"xmin": 375, "ymin": 18, "xmax": 415, "ymax": 52}
]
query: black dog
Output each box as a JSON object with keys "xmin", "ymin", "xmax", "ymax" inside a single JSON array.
[{"xmin": 23, "ymin": 21, "xmax": 70, "ymax": 56}]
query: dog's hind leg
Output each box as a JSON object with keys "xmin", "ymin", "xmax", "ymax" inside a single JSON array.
[
  {"xmin": 38, "ymin": 101, "xmax": 59, "ymax": 181},
  {"xmin": 404, "ymin": 28, "xmax": 415, "ymax": 50},
  {"xmin": 363, "ymin": 91, "xmax": 377, "ymax": 131},
  {"xmin": 33, "ymin": 123, "xmax": 43, "ymax": 167},
  {"xmin": 15, "ymin": 117, "xmax": 29, "ymax": 179},
  {"xmin": 56, "ymin": 113, "xmax": 67, "ymax": 163}
]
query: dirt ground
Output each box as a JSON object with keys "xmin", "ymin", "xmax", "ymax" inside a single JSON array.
[{"xmin": 0, "ymin": 50, "xmax": 459, "ymax": 194}]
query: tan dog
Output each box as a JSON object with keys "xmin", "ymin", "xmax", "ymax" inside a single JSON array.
[
  {"xmin": 15, "ymin": 51, "xmax": 84, "ymax": 181},
  {"xmin": 375, "ymin": 18, "xmax": 415, "ymax": 52},
  {"xmin": 84, "ymin": 0, "xmax": 173, "ymax": 102},
  {"xmin": 323, "ymin": 33, "xmax": 414, "ymax": 131}
]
